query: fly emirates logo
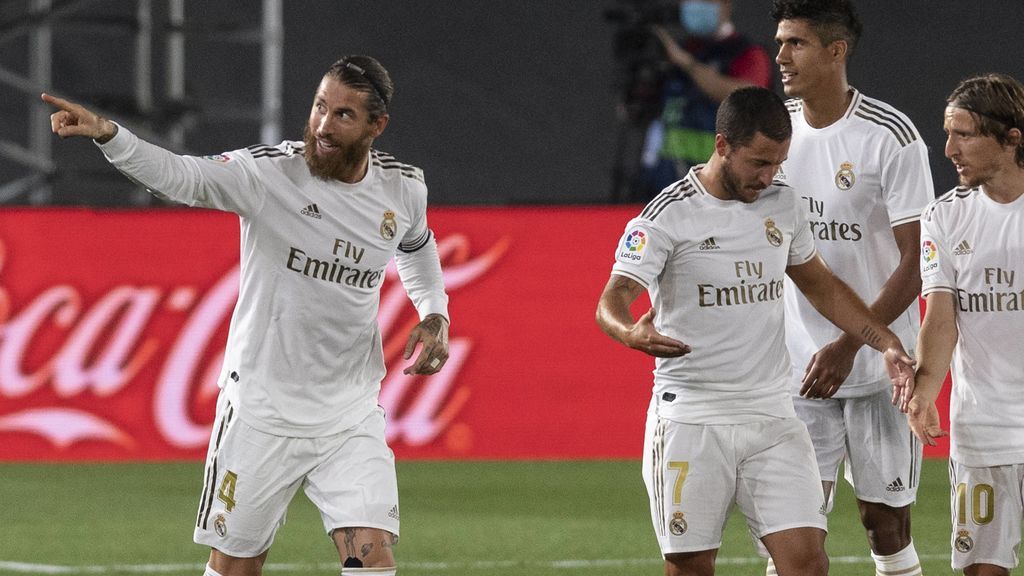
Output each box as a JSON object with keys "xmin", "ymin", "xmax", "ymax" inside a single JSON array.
[
  {"xmin": 803, "ymin": 196, "xmax": 863, "ymax": 242},
  {"xmin": 958, "ymin": 267, "xmax": 1024, "ymax": 313},
  {"xmin": 697, "ymin": 260, "xmax": 784, "ymax": 307},
  {"xmin": 0, "ymin": 232, "xmax": 507, "ymax": 458},
  {"xmin": 286, "ymin": 238, "xmax": 384, "ymax": 289}
]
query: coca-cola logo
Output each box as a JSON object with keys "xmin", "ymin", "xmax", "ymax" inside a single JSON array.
[{"xmin": 0, "ymin": 231, "xmax": 507, "ymax": 457}]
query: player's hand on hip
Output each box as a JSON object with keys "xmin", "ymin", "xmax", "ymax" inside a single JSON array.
[
  {"xmin": 799, "ymin": 337, "xmax": 858, "ymax": 399},
  {"xmin": 906, "ymin": 397, "xmax": 947, "ymax": 446},
  {"xmin": 41, "ymin": 92, "xmax": 117, "ymax": 142},
  {"xmin": 883, "ymin": 346, "xmax": 916, "ymax": 412},
  {"xmin": 626, "ymin": 308, "xmax": 690, "ymax": 358},
  {"xmin": 402, "ymin": 313, "xmax": 449, "ymax": 375}
]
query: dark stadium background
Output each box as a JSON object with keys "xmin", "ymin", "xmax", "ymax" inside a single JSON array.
[{"xmin": 2, "ymin": 1, "xmax": 1023, "ymax": 206}]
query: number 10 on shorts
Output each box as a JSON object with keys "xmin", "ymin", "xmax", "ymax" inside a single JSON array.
[{"xmin": 955, "ymin": 482, "xmax": 994, "ymax": 526}]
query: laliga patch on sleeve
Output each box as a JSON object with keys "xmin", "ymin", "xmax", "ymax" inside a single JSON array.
[
  {"xmin": 920, "ymin": 238, "xmax": 940, "ymax": 276},
  {"xmin": 616, "ymin": 226, "xmax": 649, "ymax": 264}
]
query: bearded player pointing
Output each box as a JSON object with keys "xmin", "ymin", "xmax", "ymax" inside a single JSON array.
[{"xmin": 44, "ymin": 55, "xmax": 449, "ymax": 576}]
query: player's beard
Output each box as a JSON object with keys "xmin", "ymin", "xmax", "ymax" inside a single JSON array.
[
  {"xmin": 721, "ymin": 158, "xmax": 763, "ymax": 204},
  {"xmin": 303, "ymin": 125, "xmax": 372, "ymax": 182}
]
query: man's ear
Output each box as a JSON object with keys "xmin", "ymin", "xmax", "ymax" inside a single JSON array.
[
  {"xmin": 371, "ymin": 114, "xmax": 390, "ymax": 139},
  {"xmin": 830, "ymin": 39, "xmax": 849, "ymax": 62},
  {"xmin": 1006, "ymin": 126, "xmax": 1022, "ymax": 149},
  {"xmin": 714, "ymin": 133, "xmax": 730, "ymax": 158}
]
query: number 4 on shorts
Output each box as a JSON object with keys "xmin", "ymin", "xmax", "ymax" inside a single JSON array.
[{"xmin": 218, "ymin": 471, "xmax": 238, "ymax": 512}]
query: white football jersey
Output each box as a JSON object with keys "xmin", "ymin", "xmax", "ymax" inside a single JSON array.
[
  {"xmin": 611, "ymin": 168, "xmax": 817, "ymax": 424},
  {"xmin": 920, "ymin": 187, "xmax": 1024, "ymax": 467},
  {"xmin": 100, "ymin": 126, "xmax": 448, "ymax": 437},
  {"xmin": 781, "ymin": 89, "xmax": 933, "ymax": 397}
]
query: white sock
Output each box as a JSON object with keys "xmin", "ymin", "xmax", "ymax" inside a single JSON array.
[
  {"xmin": 871, "ymin": 540, "xmax": 922, "ymax": 576},
  {"xmin": 203, "ymin": 564, "xmax": 224, "ymax": 576},
  {"xmin": 340, "ymin": 568, "xmax": 397, "ymax": 576},
  {"xmin": 765, "ymin": 556, "xmax": 778, "ymax": 576}
]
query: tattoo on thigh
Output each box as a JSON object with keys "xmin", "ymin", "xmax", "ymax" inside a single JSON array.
[
  {"xmin": 361, "ymin": 543, "xmax": 374, "ymax": 558},
  {"xmin": 343, "ymin": 527, "xmax": 357, "ymax": 556}
]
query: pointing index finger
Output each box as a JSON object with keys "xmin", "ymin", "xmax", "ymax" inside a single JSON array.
[{"xmin": 41, "ymin": 92, "xmax": 76, "ymax": 112}]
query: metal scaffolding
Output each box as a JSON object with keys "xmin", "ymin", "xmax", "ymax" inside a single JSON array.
[{"xmin": 0, "ymin": 0, "xmax": 283, "ymax": 205}]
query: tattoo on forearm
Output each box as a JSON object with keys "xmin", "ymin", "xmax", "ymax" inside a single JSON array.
[{"xmin": 860, "ymin": 326, "xmax": 882, "ymax": 347}]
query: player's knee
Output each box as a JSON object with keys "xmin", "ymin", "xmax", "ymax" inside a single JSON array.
[
  {"xmin": 858, "ymin": 502, "xmax": 912, "ymax": 552},
  {"xmin": 333, "ymin": 528, "xmax": 397, "ymax": 569},
  {"xmin": 342, "ymin": 554, "xmax": 396, "ymax": 570},
  {"xmin": 664, "ymin": 551, "xmax": 715, "ymax": 576},
  {"xmin": 208, "ymin": 548, "xmax": 269, "ymax": 576},
  {"xmin": 806, "ymin": 552, "xmax": 829, "ymax": 576},
  {"xmin": 964, "ymin": 564, "xmax": 1011, "ymax": 576}
]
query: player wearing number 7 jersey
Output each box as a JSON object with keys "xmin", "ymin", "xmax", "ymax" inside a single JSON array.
[
  {"xmin": 907, "ymin": 73, "xmax": 1024, "ymax": 575},
  {"xmin": 596, "ymin": 87, "xmax": 916, "ymax": 576}
]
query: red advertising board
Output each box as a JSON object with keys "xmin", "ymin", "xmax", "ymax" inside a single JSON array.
[{"xmin": 0, "ymin": 207, "xmax": 950, "ymax": 461}]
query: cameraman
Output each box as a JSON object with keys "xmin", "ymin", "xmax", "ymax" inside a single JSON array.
[{"xmin": 635, "ymin": 0, "xmax": 771, "ymax": 199}]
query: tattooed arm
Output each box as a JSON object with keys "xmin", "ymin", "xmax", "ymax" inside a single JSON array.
[
  {"xmin": 786, "ymin": 254, "xmax": 915, "ymax": 400},
  {"xmin": 796, "ymin": 222, "xmax": 923, "ymax": 399},
  {"xmin": 402, "ymin": 313, "xmax": 449, "ymax": 375}
]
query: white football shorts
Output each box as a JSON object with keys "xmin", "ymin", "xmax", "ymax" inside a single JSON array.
[
  {"xmin": 642, "ymin": 404, "xmax": 827, "ymax": 555},
  {"xmin": 793, "ymin": 385, "xmax": 922, "ymax": 510},
  {"xmin": 948, "ymin": 460, "xmax": 1024, "ymax": 570},
  {"xmin": 193, "ymin": 393, "xmax": 399, "ymax": 557}
]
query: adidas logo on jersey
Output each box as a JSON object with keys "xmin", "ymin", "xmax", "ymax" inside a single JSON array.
[
  {"xmin": 300, "ymin": 203, "xmax": 322, "ymax": 219},
  {"xmin": 698, "ymin": 237, "xmax": 720, "ymax": 251},
  {"xmin": 953, "ymin": 240, "xmax": 974, "ymax": 255},
  {"xmin": 387, "ymin": 505, "xmax": 400, "ymax": 520},
  {"xmin": 885, "ymin": 477, "xmax": 906, "ymax": 492}
]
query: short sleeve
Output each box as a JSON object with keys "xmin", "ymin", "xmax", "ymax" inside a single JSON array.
[
  {"xmin": 920, "ymin": 203, "xmax": 955, "ymax": 295},
  {"xmin": 882, "ymin": 138, "xmax": 934, "ymax": 228},
  {"xmin": 610, "ymin": 218, "xmax": 674, "ymax": 288},
  {"xmin": 787, "ymin": 195, "xmax": 817, "ymax": 266}
]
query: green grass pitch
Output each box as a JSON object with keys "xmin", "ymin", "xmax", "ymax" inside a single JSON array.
[{"xmin": 0, "ymin": 459, "xmax": 961, "ymax": 575}]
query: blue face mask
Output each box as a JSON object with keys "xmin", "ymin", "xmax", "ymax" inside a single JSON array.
[{"xmin": 680, "ymin": 0, "xmax": 721, "ymax": 37}]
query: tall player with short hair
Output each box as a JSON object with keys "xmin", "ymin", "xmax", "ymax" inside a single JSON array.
[
  {"xmin": 596, "ymin": 86, "xmax": 916, "ymax": 576},
  {"xmin": 907, "ymin": 73, "xmax": 1024, "ymax": 576},
  {"xmin": 771, "ymin": 2, "xmax": 933, "ymax": 574},
  {"xmin": 43, "ymin": 55, "xmax": 449, "ymax": 576}
]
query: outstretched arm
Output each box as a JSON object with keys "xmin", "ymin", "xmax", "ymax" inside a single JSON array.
[
  {"xmin": 906, "ymin": 291, "xmax": 956, "ymax": 444},
  {"xmin": 595, "ymin": 274, "xmax": 690, "ymax": 358},
  {"xmin": 42, "ymin": 93, "xmax": 118, "ymax": 142},
  {"xmin": 798, "ymin": 221, "xmax": 922, "ymax": 398},
  {"xmin": 786, "ymin": 254, "xmax": 915, "ymax": 396},
  {"xmin": 652, "ymin": 26, "xmax": 767, "ymax": 102}
]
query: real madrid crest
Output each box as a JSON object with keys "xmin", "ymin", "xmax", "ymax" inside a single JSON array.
[
  {"xmin": 764, "ymin": 218, "xmax": 783, "ymax": 247},
  {"xmin": 380, "ymin": 210, "xmax": 397, "ymax": 240},
  {"xmin": 669, "ymin": 512, "xmax": 688, "ymax": 536},
  {"xmin": 954, "ymin": 529, "xmax": 974, "ymax": 553},
  {"xmin": 835, "ymin": 161, "xmax": 856, "ymax": 190},
  {"xmin": 214, "ymin": 513, "xmax": 228, "ymax": 537}
]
